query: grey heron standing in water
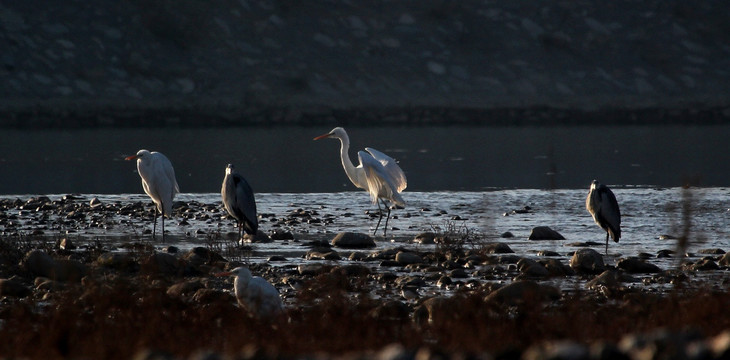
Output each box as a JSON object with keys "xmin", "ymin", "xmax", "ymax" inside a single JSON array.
[
  {"xmin": 313, "ymin": 127, "xmax": 407, "ymax": 237},
  {"xmin": 221, "ymin": 164, "xmax": 258, "ymax": 241},
  {"xmin": 125, "ymin": 149, "xmax": 179, "ymax": 241},
  {"xmin": 586, "ymin": 180, "xmax": 621, "ymax": 254}
]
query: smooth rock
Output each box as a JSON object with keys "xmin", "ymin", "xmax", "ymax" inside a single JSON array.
[
  {"xmin": 586, "ymin": 270, "xmax": 639, "ymax": 291},
  {"xmin": 483, "ymin": 242, "xmax": 514, "ymax": 254},
  {"xmin": 395, "ymin": 251, "xmax": 423, "ymax": 265},
  {"xmin": 243, "ymin": 230, "xmax": 272, "ymax": 243},
  {"xmin": 297, "ymin": 264, "xmax": 327, "ymax": 276},
  {"xmin": 517, "ymin": 258, "xmax": 549, "ymax": 277},
  {"xmin": 539, "ymin": 258, "xmax": 575, "ymax": 276},
  {"xmin": 331, "ymin": 232, "xmax": 375, "ymax": 249},
  {"xmin": 142, "ymin": 252, "xmax": 182, "ymax": 276},
  {"xmin": 617, "ymin": 257, "xmax": 661, "ymax": 273},
  {"xmin": 23, "ymin": 250, "xmax": 57, "ymax": 278},
  {"xmin": 528, "ymin": 226, "xmax": 566, "ymax": 240},
  {"xmin": 570, "ymin": 248, "xmax": 606, "ymax": 274}
]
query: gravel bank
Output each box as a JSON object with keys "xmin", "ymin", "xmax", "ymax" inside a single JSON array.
[{"xmin": 2, "ymin": 1, "xmax": 730, "ymax": 126}]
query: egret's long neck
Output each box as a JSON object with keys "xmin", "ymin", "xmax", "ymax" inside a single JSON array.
[{"xmin": 338, "ymin": 135, "xmax": 364, "ymax": 189}]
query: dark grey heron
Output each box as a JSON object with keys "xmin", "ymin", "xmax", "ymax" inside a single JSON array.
[
  {"xmin": 221, "ymin": 164, "xmax": 258, "ymax": 241},
  {"xmin": 125, "ymin": 149, "xmax": 179, "ymax": 241},
  {"xmin": 216, "ymin": 267, "xmax": 284, "ymax": 317},
  {"xmin": 313, "ymin": 127, "xmax": 407, "ymax": 237},
  {"xmin": 586, "ymin": 180, "xmax": 621, "ymax": 254}
]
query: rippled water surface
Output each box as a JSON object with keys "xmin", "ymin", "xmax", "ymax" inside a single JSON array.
[{"xmin": 5, "ymin": 187, "xmax": 729, "ymax": 271}]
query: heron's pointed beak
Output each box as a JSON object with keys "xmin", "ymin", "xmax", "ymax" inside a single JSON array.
[
  {"xmin": 125, "ymin": 155, "xmax": 138, "ymax": 161},
  {"xmin": 313, "ymin": 133, "xmax": 331, "ymax": 140},
  {"xmin": 215, "ymin": 271, "xmax": 234, "ymax": 277}
]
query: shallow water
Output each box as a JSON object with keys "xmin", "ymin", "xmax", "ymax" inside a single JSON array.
[{"xmin": 5, "ymin": 187, "xmax": 728, "ymax": 266}]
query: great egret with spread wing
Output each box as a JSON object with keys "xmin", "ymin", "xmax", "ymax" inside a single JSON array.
[
  {"xmin": 586, "ymin": 180, "xmax": 621, "ymax": 254},
  {"xmin": 217, "ymin": 266, "xmax": 284, "ymax": 318},
  {"xmin": 314, "ymin": 127, "xmax": 407, "ymax": 236},
  {"xmin": 221, "ymin": 164, "xmax": 258, "ymax": 241},
  {"xmin": 125, "ymin": 149, "xmax": 179, "ymax": 241}
]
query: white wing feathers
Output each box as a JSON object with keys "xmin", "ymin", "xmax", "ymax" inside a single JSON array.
[
  {"xmin": 358, "ymin": 150, "xmax": 406, "ymax": 207},
  {"xmin": 138, "ymin": 152, "xmax": 179, "ymax": 216},
  {"xmin": 364, "ymin": 147, "xmax": 407, "ymax": 192},
  {"xmin": 242, "ymin": 277, "xmax": 284, "ymax": 317}
]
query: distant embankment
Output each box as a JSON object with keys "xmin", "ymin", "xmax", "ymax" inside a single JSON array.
[{"xmin": 1, "ymin": 1, "xmax": 730, "ymax": 127}]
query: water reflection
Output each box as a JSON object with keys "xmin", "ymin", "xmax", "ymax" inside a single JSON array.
[{"xmin": 0, "ymin": 125, "xmax": 728, "ymax": 194}]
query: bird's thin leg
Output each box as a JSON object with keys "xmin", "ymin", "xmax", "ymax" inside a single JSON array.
[
  {"xmin": 238, "ymin": 221, "xmax": 243, "ymax": 243},
  {"xmin": 373, "ymin": 200, "xmax": 384, "ymax": 235},
  {"xmin": 605, "ymin": 231, "xmax": 609, "ymax": 254},
  {"xmin": 152, "ymin": 206, "xmax": 158, "ymax": 241},
  {"xmin": 161, "ymin": 210, "xmax": 166, "ymax": 242},
  {"xmin": 382, "ymin": 199, "xmax": 391, "ymax": 237}
]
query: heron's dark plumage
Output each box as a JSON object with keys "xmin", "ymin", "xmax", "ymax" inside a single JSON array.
[
  {"xmin": 222, "ymin": 164, "xmax": 258, "ymax": 238},
  {"xmin": 586, "ymin": 180, "xmax": 621, "ymax": 253}
]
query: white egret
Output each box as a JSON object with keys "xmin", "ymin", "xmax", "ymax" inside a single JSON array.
[
  {"xmin": 217, "ymin": 266, "xmax": 284, "ymax": 318},
  {"xmin": 314, "ymin": 127, "xmax": 407, "ymax": 236},
  {"xmin": 125, "ymin": 149, "xmax": 179, "ymax": 241},
  {"xmin": 221, "ymin": 164, "xmax": 258, "ymax": 241},
  {"xmin": 586, "ymin": 180, "xmax": 621, "ymax": 254}
]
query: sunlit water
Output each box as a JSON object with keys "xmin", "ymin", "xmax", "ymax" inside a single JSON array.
[
  {"xmin": 4, "ymin": 187, "xmax": 730, "ymax": 298},
  {"xmin": 5, "ymin": 187, "xmax": 729, "ymax": 263}
]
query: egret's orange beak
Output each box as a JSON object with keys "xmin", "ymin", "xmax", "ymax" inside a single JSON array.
[
  {"xmin": 125, "ymin": 155, "xmax": 138, "ymax": 161},
  {"xmin": 215, "ymin": 271, "xmax": 233, "ymax": 277},
  {"xmin": 313, "ymin": 133, "xmax": 331, "ymax": 140}
]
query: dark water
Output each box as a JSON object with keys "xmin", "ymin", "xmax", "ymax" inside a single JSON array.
[{"xmin": 0, "ymin": 125, "xmax": 728, "ymax": 194}]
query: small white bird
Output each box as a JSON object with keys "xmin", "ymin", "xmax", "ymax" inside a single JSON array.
[
  {"xmin": 217, "ymin": 267, "xmax": 284, "ymax": 318},
  {"xmin": 221, "ymin": 164, "xmax": 258, "ymax": 241},
  {"xmin": 125, "ymin": 149, "xmax": 179, "ymax": 241},
  {"xmin": 314, "ymin": 127, "xmax": 407, "ymax": 236},
  {"xmin": 586, "ymin": 180, "xmax": 621, "ymax": 254}
]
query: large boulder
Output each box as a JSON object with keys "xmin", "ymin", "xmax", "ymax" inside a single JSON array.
[
  {"xmin": 570, "ymin": 248, "xmax": 606, "ymax": 274},
  {"xmin": 23, "ymin": 250, "xmax": 57, "ymax": 278},
  {"xmin": 483, "ymin": 242, "xmax": 514, "ymax": 254},
  {"xmin": 331, "ymin": 232, "xmax": 375, "ymax": 249},
  {"xmin": 528, "ymin": 226, "xmax": 565, "ymax": 240},
  {"xmin": 142, "ymin": 252, "xmax": 183, "ymax": 277},
  {"xmin": 395, "ymin": 251, "xmax": 423, "ymax": 265},
  {"xmin": 586, "ymin": 270, "xmax": 640, "ymax": 291},
  {"xmin": 616, "ymin": 257, "xmax": 661, "ymax": 273},
  {"xmin": 517, "ymin": 258, "xmax": 549, "ymax": 278}
]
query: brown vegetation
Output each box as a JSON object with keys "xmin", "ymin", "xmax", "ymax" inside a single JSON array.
[{"xmin": 0, "ymin": 269, "xmax": 728, "ymax": 359}]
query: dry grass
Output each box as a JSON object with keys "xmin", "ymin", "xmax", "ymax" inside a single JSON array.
[{"xmin": 1, "ymin": 270, "xmax": 729, "ymax": 359}]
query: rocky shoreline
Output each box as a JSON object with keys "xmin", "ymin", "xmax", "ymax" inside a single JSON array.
[
  {"xmin": 1, "ymin": 195, "xmax": 730, "ymax": 359},
  {"xmin": 3, "ymin": 1, "xmax": 730, "ymax": 127}
]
